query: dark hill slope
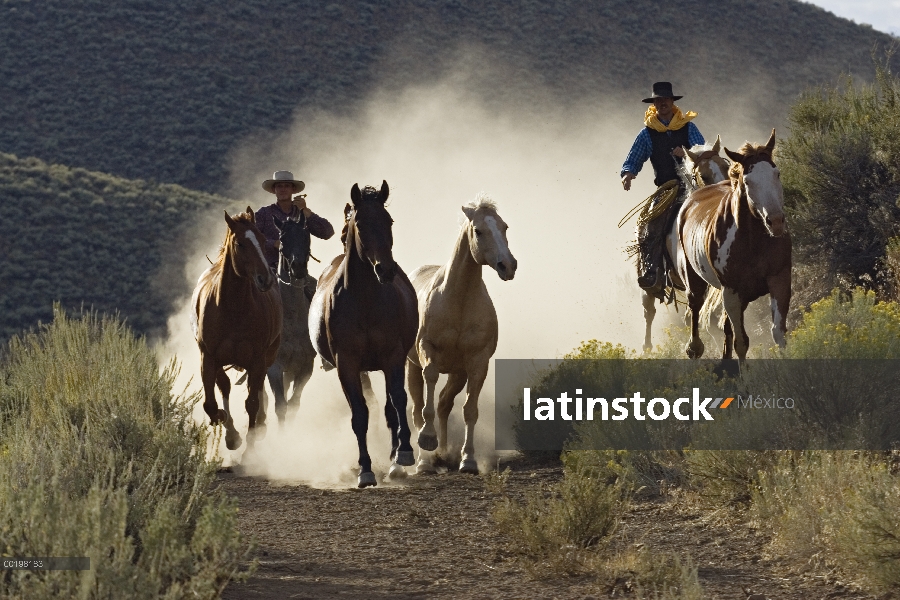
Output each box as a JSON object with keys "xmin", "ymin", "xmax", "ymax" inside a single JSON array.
[
  {"xmin": 0, "ymin": 153, "xmax": 226, "ymax": 341},
  {"xmin": 0, "ymin": 0, "xmax": 895, "ymax": 193}
]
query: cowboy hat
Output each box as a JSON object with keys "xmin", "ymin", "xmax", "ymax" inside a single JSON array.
[
  {"xmin": 642, "ymin": 82, "xmax": 683, "ymax": 103},
  {"xmin": 262, "ymin": 170, "xmax": 306, "ymax": 194}
]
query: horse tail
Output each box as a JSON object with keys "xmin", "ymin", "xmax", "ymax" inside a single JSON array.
[{"xmin": 698, "ymin": 287, "xmax": 725, "ymax": 332}]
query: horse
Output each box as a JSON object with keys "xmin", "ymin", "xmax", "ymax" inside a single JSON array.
[
  {"xmin": 678, "ymin": 129, "xmax": 791, "ymax": 361},
  {"xmin": 406, "ymin": 194, "xmax": 517, "ymax": 474},
  {"xmin": 640, "ymin": 136, "xmax": 731, "ymax": 352},
  {"xmin": 266, "ymin": 210, "xmax": 316, "ymax": 424},
  {"xmin": 308, "ymin": 181, "xmax": 418, "ymax": 488},
  {"xmin": 191, "ymin": 208, "xmax": 282, "ymax": 450}
]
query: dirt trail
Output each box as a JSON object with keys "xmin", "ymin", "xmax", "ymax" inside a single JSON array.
[{"xmin": 219, "ymin": 458, "xmax": 870, "ymax": 600}]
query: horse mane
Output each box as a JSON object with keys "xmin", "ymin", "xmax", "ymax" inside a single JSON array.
[
  {"xmin": 465, "ymin": 192, "xmax": 498, "ymax": 212},
  {"xmin": 359, "ymin": 185, "xmax": 382, "ymax": 202}
]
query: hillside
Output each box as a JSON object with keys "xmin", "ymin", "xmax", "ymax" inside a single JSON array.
[
  {"xmin": 0, "ymin": 152, "xmax": 227, "ymax": 341},
  {"xmin": 0, "ymin": 0, "xmax": 895, "ymax": 193}
]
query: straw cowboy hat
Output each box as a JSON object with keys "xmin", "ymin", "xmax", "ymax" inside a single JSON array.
[
  {"xmin": 262, "ymin": 170, "xmax": 306, "ymax": 194},
  {"xmin": 642, "ymin": 82, "xmax": 683, "ymax": 103}
]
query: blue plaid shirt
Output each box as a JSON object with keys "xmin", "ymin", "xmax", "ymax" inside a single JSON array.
[{"xmin": 620, "ymin": 122, "xmax": 705, "ymax": 178}]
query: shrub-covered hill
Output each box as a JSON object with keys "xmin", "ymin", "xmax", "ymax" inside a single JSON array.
[
  {"xmin": 0, "ymin": 0, "xmax": 896, "ymax": 193},
  {"xmin": 0, "ymin": 152, "xmax": 227, "ymax": 341}
]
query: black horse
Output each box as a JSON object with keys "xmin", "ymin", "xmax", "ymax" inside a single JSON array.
[
  {"xmin": 265, "ymin": 210, "xmax": 316, "ymax": 426},
  {"xmin": 309, "ymin": 181, "xmax": 418, "ymax": 487}
]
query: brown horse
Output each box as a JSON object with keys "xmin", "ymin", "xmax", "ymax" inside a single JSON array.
[
  {"xmin": 641, "ymin": 137, "xmax": 731, "ymax": 352},
  {"xmin": 309, "ymin": 181, "xmax": 418, "ymax": 488},
  {"xmin": 191, "ymin": 208, "xmax": 282, "ymax": 450},
  {"xmin": 678, "ymin": 130, "xmax": 791, "ymax": 360}
]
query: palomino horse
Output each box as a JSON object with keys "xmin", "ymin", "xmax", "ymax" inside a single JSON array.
[
  {"xmin": 406, "ymin": 195, "xmax": 517, "ymax": 474},
  {"xmin": 267, "ymin": 210, "xmax": 316, "ymax": 424},
  {"xmin": 641, "ymin": 136, "xmax": 730, "ymax": 352},
  {"xmin": 191, "ymin": 208, "xmax": 282, "ymax": 450},
  {"xmin": 309, "ymin": 181, "xmax": 418, "ymax": 488},
  {"xmin": 679, "ymin": 130, "xmax": 791, "ymax": 360}
]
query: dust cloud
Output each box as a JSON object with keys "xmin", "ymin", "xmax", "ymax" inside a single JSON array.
[{"xmin": 160, "ymin": 59, "xmax": 780, "ymax": 486}]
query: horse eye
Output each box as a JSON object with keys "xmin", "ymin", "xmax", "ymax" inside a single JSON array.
[{"xmin": 474, "ymin": 228, "xmax": 482, "ymax": 236}]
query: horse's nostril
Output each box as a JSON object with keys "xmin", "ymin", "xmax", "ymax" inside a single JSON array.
[{"xmin": 497, "ymin": 262, "xmax": 506, "ymax": 271}]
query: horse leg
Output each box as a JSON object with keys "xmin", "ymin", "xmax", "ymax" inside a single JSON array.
[
  {"xmin": 267, "ymin": 362, "xmax": 288, "ymax": 425},
  {"xmin": 245, "ymin": 367, "xmax": 267, "ymax": 447},
  {"xmin": 642, "ymin": 290, "xmax": 656, "ymax": 353},
  {"xmin": 286, "ymin": 357, "xmax": 315, "ymax": 421},
  {"xmin": 417, "ymin": 345, "xmax": 440, "ymax": 453},
  {"xmin": 384, "ymin": 373, "xmax": 405, "ymax": 480},
  {"xmin": 407, "ymin": 359, "xmax": 435, "ymax": 474},
  {"xmin": 722, "ymin": 288, "xmax": 749, "ymax": 361},
  {"xmin": 684, "ymin": 271, "xmax": 707, "ymax": 359},
  {"xmin": 767, "ymin": 269, "xmax": 791, "ymax": 348},
  {"xmin": 436, "ymin": 371, "xmax": 467, "ymax": 456},
  {"xmin": 722, "ymin": 315, "xmax": 734, "ymax": 360},
  {"xmin": 460, "ymin": 355, "xmax": 490, "ymax": 474},
  {"xmin": 386, "ymin": 364, "xmax": 415, "ymax": 480},
  {"xmin": 215, "ymin": 367, "xmax": 242, "ymax": 450},
  {"xmin": 337, "ymin": 360, "xmax": 375, "ymax": 488}
]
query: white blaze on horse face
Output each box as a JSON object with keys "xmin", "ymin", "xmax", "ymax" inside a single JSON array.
[
  {"xmin": 244, "ymin": 229, "xmax": 268, "ymax": 269},
  {"xmin": 482, "ymin": 215, "xmax": 515, "ymax": 280},
  {"xmin": 744, "ymin": 162, "xmax": 785, "ymax": 236}
]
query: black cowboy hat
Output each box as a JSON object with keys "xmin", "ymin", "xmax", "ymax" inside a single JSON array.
[{"xmin": 642, "ymin": 82, "xmax": 683, "ymax": 103}]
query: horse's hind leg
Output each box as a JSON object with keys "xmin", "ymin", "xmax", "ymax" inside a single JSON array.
[
  {"xmin": 285, "ymin": 358, "xmax": 315, "ymax": 421},
  {"xmin": 642, "ymin": 290, "xmax": 657, "ymax": 353},
  {"xmin": 245, "ymin": 367, "xmax": 267, "ymax": 447},
  {"xmin": 267, "ymin": 362, "xmax": 288, "ymax": 425},
  {"xmin": 684, "ymin": 271, "xmax": 707, "ymax": 359},
  {"xmin": 437, "ymin": 372, "xmax": 467, "ymax": 456},
  {"xmin": 215, "ymin": 367, "xmax": 242, "ymax": 450},
  {"xmin": 722, "ymin": 316, "xmax": 734, "ymax": 360},
  {"xmin": 337, "ymin": 360, "xmax": 375, "ymax": 488}
]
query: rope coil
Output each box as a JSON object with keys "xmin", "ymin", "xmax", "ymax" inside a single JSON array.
[{"xmin": 617, "ymin": 179, "xmax": 680, "ymax": 229}]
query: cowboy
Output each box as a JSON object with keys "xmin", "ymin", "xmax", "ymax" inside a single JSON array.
[
  {"xmin": 621, "ymin": 82, "xmax": 705, "ymax": 289},
  {"xmin": 255, "ymin": 170, "xmax": 334, "ymax": 298}
]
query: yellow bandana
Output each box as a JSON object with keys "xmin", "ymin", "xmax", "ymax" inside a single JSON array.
[{"xmin": 644, "ymin": 105, "xmax": 697, "ymax": 132}]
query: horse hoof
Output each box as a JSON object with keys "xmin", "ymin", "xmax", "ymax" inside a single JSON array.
[
  {"xmin": 417, "ymin": 431, "xmax": 438, "ymax": 452},
  {"xmin": 225, "ymin": 431, "xmax": 243, "ymax": 451},
  {"xmin": 358, "ymin": 472, "xmax": 377, "ymax": 488},
  {"xmin": 212, "ymin": 409, "xmax": 228, "ymax": 425},
  {"xmin": 415, "ymin": 460, "xmax": 437, "ymax": 475},
  {"xmin": 388, "ymin": 463, "xmax": 408, "ymax": 480},
  {"xmin": 459, "ymin": 458, "xmax": 479, "ymax": 474},
  {"xmin": 247, "ymin": 425, "xmax": 266, "ymax": 444},
  {"xmin": 395, "ymin": 450, "xmax": 415, "ymax": 466}
]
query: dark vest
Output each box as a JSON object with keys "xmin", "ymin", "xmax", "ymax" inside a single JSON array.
[{"xmin": 647, "ymin": 126, "xmax": 691, "ymax": 186}]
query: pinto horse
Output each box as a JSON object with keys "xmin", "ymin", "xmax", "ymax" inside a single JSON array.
[
  {"xmin": 309, "ymin": 181, "xmax": 418, "ymax": 488},
  {"xmin": 641, "ymin": 136, "xmax": 731, "ymax": 352},
  {"xmin": 267, "ymin": 211, "xmax": 316, "ymax": 424},
  {"xmin": 678, "ymin": 130, "xmax": 791, "ymax": 360},
  {"xmin": 191, "ymin": 208, "xmax": 282, "ymax": 450},
  {"xmin": 406, "ymin": 195, "xmax": 517, "ymax": 475}
]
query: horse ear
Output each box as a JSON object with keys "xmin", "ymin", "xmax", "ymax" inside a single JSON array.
[
  {"xmin": 378, "ymin": 180, "xmax": 389, "ymax": 203},
  {"xmin": 723, "ymin": 147, "xmax": 744, "ymax": 164},
  {"xmin": 350, "ymin": 183, "xmax": 361, "ymax": 205},
  {"xmin": 344, "ymin": 203, "xmax": 353, "ymax": 221},
  {"xmin": 712, "ymin": 135, "xmax": 721, "ymax": 154},
  {"xmin": 273, "ymin": 215, "xmax": 284, "ymax": 231},
  {"xmin": 765, "ymin": 128, "xmax": 776, "ymax": 153},
  {"xmin": 461, "ymin": 205, "xmax": 476, "ymax": 220},
  {"xmin": 245, "ymin": 206, "xmax": 255, "ymax": 222},
  {"xmin": 224, "ymin": 210, "xmax": 237, "ymax": 230},
  {"xmin": 685, "ymin": 146, "xmax": 700, "ymax": 162}
]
